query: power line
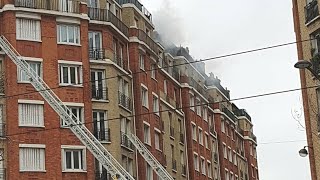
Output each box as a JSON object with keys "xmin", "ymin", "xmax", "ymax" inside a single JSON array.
[
  {"xmin": 259, "ymin": 139, "xmax": 307, "ymax": 145},
  {"xmin": 4, "ymin": 84, "xmax": 317, "ymax": 138},
  {"xmin": 0, "ymin": 37, "xmax": 313, "ymax": 100}
]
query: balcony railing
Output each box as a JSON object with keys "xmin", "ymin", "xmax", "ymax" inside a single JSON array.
[
  {"xmin": 137, "ymin": 29, "xmax": 158, "ymax": 54},
  {"xmin": 15, "ymin": 0, "xmax": 80, "ymax": 13},
  {"xmin": 89, "ymin": 49, "xmax": 105, "ymax": 60},
  {"xmin": 170, "ymin": 126, "xmax": 174, "ymax": 137},
  {"xmin": 115, "ymin": 0, "xmax": 152, "ymax": 22},
  {"xmin": 0, "ymin": 169, "xmax": 5, "ymax": 180},
  {"xmin": 172, "ymin": 159, "xmax": 177, "ymax": 171},
  {"xmin": 120, "ymin": 132, "xmax": 134, "ymax": 150},
  {"xmin": 0, "ymin": 71, "xmax": 4, "ymax": 94},
  {"xmin": 91, "ymin": 87, "xmax": 108, "ymax": 100},
  {"xmin": 113, "ymin": 54, "xmax": 127, "ymax": 70},
  {"xmin": 118, "ymin": 91, "xmax": 132, "ymax": 110},
  {"xmin": 234, "ymin": 109, "xmax": 251, "ymax": 121},
  {"xmin": 222, "ymin": 105, "xmax": 237, "ymax": 122},
  {"xmin": 179, "ymin": 133, "xmax": 184, "ymax": 144},
  {"xmin": 305, "ymin": 0, "xmax": 319, "ymax": 24},
  {"xmin": 94, "ymin": 128, "xmax": 110, "ymax": 142},
  {"xmin": 0, "ymin": 124, "xmax": 5, "ymax": 138},
  {"xmin": 88, "ymin": 7, "xmax": 129, "ymax": 37}
]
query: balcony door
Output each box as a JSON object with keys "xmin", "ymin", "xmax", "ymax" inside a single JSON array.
[
  {"xmin": 89, "ymin": 31, "xmax": 102, "ymax": 59},
  {"xmin": 88, "ymin": 0, "xmax": 99, "ymax": 8},
  {"xmin": 91, "ymin": 70, "xmax": 105, "ymax": 100},
  {"xmin": 93, "ymin": 111, "xmax": 108, "ymax": 141},
  {"xmin": 59, "ymin": 0, "xmax": 73, "ymax": 12}
]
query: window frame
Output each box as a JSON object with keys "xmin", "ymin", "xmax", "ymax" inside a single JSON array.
[
  {"xmin": 18, "ymin": 100, "xmax": 45, "ymax": 127},
  {"xmin": 19, "ymin": 144, "xmax": 46, "ymax": 172},
  {"xmin": 17, "ymin": 59, "xmax": 42, "ymax": 83},
  {"xmin": 16, "ymin": 18, "xmax": 41, "ymax": 41},
  {"xmin": 61, "ymin": 145, "xmax": 86, "ymax": 172},
  {"xmin": 59, "ymin": 62, "xmax": 83, "ymax": 86},
  {"xmin": 57, "ymin": 24, "xmax": 80, "ymax": 45}
]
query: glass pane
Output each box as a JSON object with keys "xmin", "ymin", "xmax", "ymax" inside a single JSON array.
[
  {"xmin": 61, "ymin": 26, "xmax": 67, "ymax": 42},
  {"xmin": 89, "ymin": 32, "xmax": 93, "ymax": 49},
  {"xmin": 68, "ymin": 26, "xmax": 75, "ymax": 43},
  {"xmin": 66, "ymin": 151, "xmax": 72, "ymax": 169},
  {"xmin": 62, "ymin": 67, "xmax": 68, "ymax": 83},
  {"xmin": 73, "ymin": 151, "xmax": 80, "ymax": 169},
  {"xmin": 70, "ymin": 67, "xmax": 76, "ymax": 84},
  {"xmin": 95, "ymin": 33, "xmax": 101, "ymax": 49}
]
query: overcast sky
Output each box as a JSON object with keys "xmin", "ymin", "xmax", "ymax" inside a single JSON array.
[{"xmin": 140, "ymin": 0, "xmax": 311, "ymax": 179}]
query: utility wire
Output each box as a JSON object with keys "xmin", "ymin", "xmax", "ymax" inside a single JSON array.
[
  {"xmin": 0, "ymin": 38, "xmax": 313, "ymax": 100},
  {"xmin": 4, "ymin": 84, "xmax": 317, "ymax": 138},
  {"xmin": 259, "ymin": 139, "xmax": 307, "ymax": 145}
]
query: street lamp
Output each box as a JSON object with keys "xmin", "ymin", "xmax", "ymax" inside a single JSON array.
[
  {"xmin": 294, "ymin": 59, "xmax": 320, "ymax": 80},
  {"xmin": 299, "ymin": 146, "xmax": 309, "ymax": 157}
]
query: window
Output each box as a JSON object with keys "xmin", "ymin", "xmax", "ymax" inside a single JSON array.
[
  {"xmin": 57, "ymin": 24, "xmax": 80, "ymax": 44},
  {"xmin": 190, "ymin": 94, "xmax": 195, "ymax": 111},
  {"xmin": 199, "ymin": 128, "xmax": 203, "ymax": 145},
  {"xmin": 62, "ymin": 148, "xmax": 85, "ymax": 171},
  {"xmin": 146, "ymin": 163, "xmax": 153, "ymax": 180},
  {"xmin": 221, "ymin": 120, "xmax": 225, "ymax": 133},
  {"xmin": 16, "ymin": 18, "xmax": 41, "ymax": 41},
  {"xmin": 194, "ymin": 153, "xmax": 199, "ymax": 171},
  {"xmin": 144, "ymin": 123, "xmax": 151, "ymax": 145},
  {"xmin": 91, "ymin": 70, "xmax": 106, "ymax": 100},
  {"xmin": 88, "ymin": 0, "xmax": 99, "ymax": 7},
  {"xmin": 230, "ymin": 173, "xmax": 234, "ymax": 180},
  {"xmin": 139, "ymin": 54, "xmax": 145, "ymax": 70},
  {"xmin": 59, "ymin": 0, "xmax": 75, "ymax": 12},
  {"xmin": 18, "ymin": 61, "xmax": 41, "ymax": 82},
  {"xmin": 203, "ymin": 106, "xmax": 207, "ymax": 121},
  {"xmin": 180, "ymin": 150, "xmax": 185, "ymax": 165},
  {"xmin": 250, "ymin": 144, "xmax": 253, "ymax": 156},
  {"xmin": 201, "ymin": 157, "xmax": 206, "ymax": 175},
  {"xmin": 151, "ymin": 64, "xmax": 156, "ymax": 79},
  {"xmin": 223, "ymin": 144, "xmax": 227, "ymax": 159},
  {"xmin": 192, "ymin": 124, "xmax": 197, "ymax": 141},
  {"xmin": 120, "ymin": 116, "xmax": 131, "ymax": 134},
  {"xmin": 207, "ymin": 161, "xmax": 212, "ymax": 178},
  {"xmin": 141, "ymin": 86, "xmax": 148, "ymax": 108},
  {"xmin": 196, "ymin": 99, "xmax": 201, "ymax": 116},
  {"xmin": 134, "ymin": 18, "xmax": 138, "ymax": 28},
  {"xmin": 228, "ymin": 148, "xmax": 232, "ymax": 162},
  {"xmin": 153, "ymin": 94, "xmax": 159, "ymax": 115},
  {"xmin": 93, "ymin": 111, "xmax": 109, "ymax": 141},
  {"xmin": 119, "ymin": 78, "xmax": 129, "ymax": 96},
  {"xmin": 61, "ymin": 106, "xmax": 83, "ymax": 127},
  {"xmin": 205, "ymin": 133, "xmax": 209, "ymax": 148},
  {"xmin": 19, "ymin": 145, "xmax": 45, "ymax": 171},
  {"xmin": 155, "ymin": 130, "xmax": 160, "ymax": 150},
  {"xmin": 88, "ymin": 31, "xmax": 102, "ymax": 59},
  {"xmin": 19, "ymin": 102, "xmax": 44, "ymax": 127},
  {"xmin": 233, "ymin": 151, "xmax": 237, "ymax": 165},
  {"xmin": 225, "ymin": 170, "xmax": 229, "ymax": 180},
  {"xmin": 164, "ymin": 80, "xmax": 167, "ymax": 94},
  {"xmin": 59, "ymin": 64, "xmax": 82, "ymax": 85}
]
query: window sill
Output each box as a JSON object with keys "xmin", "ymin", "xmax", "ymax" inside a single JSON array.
[
  {"xmin": 100, "ymin": 141, "xmax": 111, "ymax": 144},
  {"xmin": 305, "ymin": 15, "xmax": 320, "ymax": 26},
  {"xmin": 58, "ymin": 42, "xmax": 81, "ymax": 47},
  {"xmin": 119, "ymin": 104, "xmax": 132, "ymax": 113},
  {"xmin": 62, "ymin": 170, "xmax": 87, "ymax": 173},
  {"xmin": 18, "ymin": 81, "xmax": 34, "ymax": 84},
  {"xmin": 182, "ymin": 173, "xmax": 186, "ymax": 177},
  {"xmin": 20, "ymin": 170, "xmax": 46, "ymax": 172},
  {"xmin": 156, "ymin": 148, "xmax": 162, "ymax": 152},
  {"xmin": 120, "ymin": 145, "xmax": 135, "ymax": 152},
  {"xmin": 151, "ymin": 77, "xmax": 157, "ymax": 82},
  {"xmin": 59, "ymin": 84, "xmax": 83, "ymax": 88},
  {"xmin": 172, "ymin": 169, "xmax": 177, "ymax": 173},
  {"xmin": 142, "ymin": 105, "xmax": 149, "ymax": 110},
  {"xmin": 92, "ymin": 99, "xmax": 109, "ymax": 103},
  {"xmin": 144, "ymin": 142, "xmax": 151, "ymax": 147},
  {"xmin": 19, "ymin": 125, "xmax": 45, "ymax": 128},
  {"xmin": 170, "ymin": 136, "xmax": 175, "ymax": 140},
  {"xmin": 17, "ymin": 38, "xmax": 42, "ymax": 43},
  {"xmin": 179, "ymin": 142, "xmax": 184, "ymax": 146}
]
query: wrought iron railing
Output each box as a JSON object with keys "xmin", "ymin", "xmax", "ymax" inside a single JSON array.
[
  {"xmin": 113, "ymin": 53, "xmax": 127, "ymax": 70},
  {"xmin": 172, "ymin": 159, "xmax": 177, "ymax": 171},
  {"xmin": 305, "ymin": 0, "xmax": 319, "ymax": 24},
  {"xmin": 15, "ymin": 0, "xmax": 80, "ymax": 13},
  {"xmin": 0, "ymin": 71, "xmax": 4, "ymax": 94},
  {"xmin": 137, "ymin": 29, "xmax": 158, "ymax": 54},
  {"xmin": 93, "ymin": 128, "xmax": 110, "ymax": 142},
  {"xmin": 89, "ymin": 49, "xmax": 105, "ymax": 60},
  {"xmin": 115, "ymin": 0, "xmax": 152, "ymax": 21},
  {"xmin": 91, "ymin": 87, "xmax": 108, "ymax": 100},
  {"xmin": 95, "ymin": 171, "xmax": 111, "ymax": 180},
  {"xmin": 120, "ymin": 132, "xmax": 134, "ymax": 150},
  {"xmin": 88, "ymin": 7, "xmax": 129, "ymax": 37},
  {"xmin": 0, "ymin": 123, "xmax": 5, "ymax": 138},
  {"xmin": 118, "ymin": 91, "xmax": 132, "ymax": 110},
  {"xmin": 222, "ymin": 105, "xmax": 237, "ymax": 122}
]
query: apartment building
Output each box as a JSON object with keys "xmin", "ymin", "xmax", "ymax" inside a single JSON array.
[
  {"xmin": 0, "ymin": 0, "xmax": 259, "ymax": 179},
  {"xmin": 293, "ymin": 0, "xmax": 320, "ymax": 179}
]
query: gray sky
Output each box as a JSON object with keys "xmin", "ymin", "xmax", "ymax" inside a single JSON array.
[{"xmin": 141, "ymin": 0, "xmax": 311, "ymax": 179}]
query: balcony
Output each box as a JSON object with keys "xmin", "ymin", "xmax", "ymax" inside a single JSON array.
[
  {"xmin": 120, "ymin": 132, "xmax": 134, "ymax": 150},
  {"xmin": 170, "ymin": 126, "xmax": 174, "ymax": 137},
  {"xmin": 91, "ymin": 87, "xmax": 108, "ymax": 101},
  {"xmin": 15, "ymin": 0, "xmax": 80, "ymax": 13},
  {"xmin": 234, "ymin": 108, "xmax": 251, "ymax": 121},
  {"xmin": 134, "ymin": 29, "xmax": 158, "ymax": 54},
  {"xmin": 305, "ymin": 0, "xmax": 319, "ymax": 24},
  {"xmin": 113, "ymin": 54, "xmax": 127, "ymax": 70},
  {"xmin": 172, "ymin": 159, "xmax": 177, "ymax": 171},
  {"xmin": 118, "ymin": 91, "xmax": 132, "ymax": 111},
  {"xmin": 89, "ymin": 49, "xmax": 105, "ymax": 60},
  {"xmin": 95, "ymin": 171, "xmax": 111, "ymax": 180},
  {"xmin": 94, "ymin": 128, "xmax": 110, "ymax": 142},
  {"xmin": 115, "ymin": 0, "xmax": 152, "ymax": 22},
  {"xmin": 88, "ymin": 7, "xmax": 129, "ymax": 37},
  {"xmin": 222, "ymin": 105, "xmax": 237, "ymax": 122},
  {"xmin": 179, "ymin": 133, "xmax": 184, "ymax": 144}
]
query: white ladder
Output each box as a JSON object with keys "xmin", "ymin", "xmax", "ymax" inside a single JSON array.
[
  {"xmin": 0, "ymin": 36, "xmax": 134, "ymax": 180},
  {"xmin": 125, "ymin": 133, "xmax": 174, "ymax": 180}
]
